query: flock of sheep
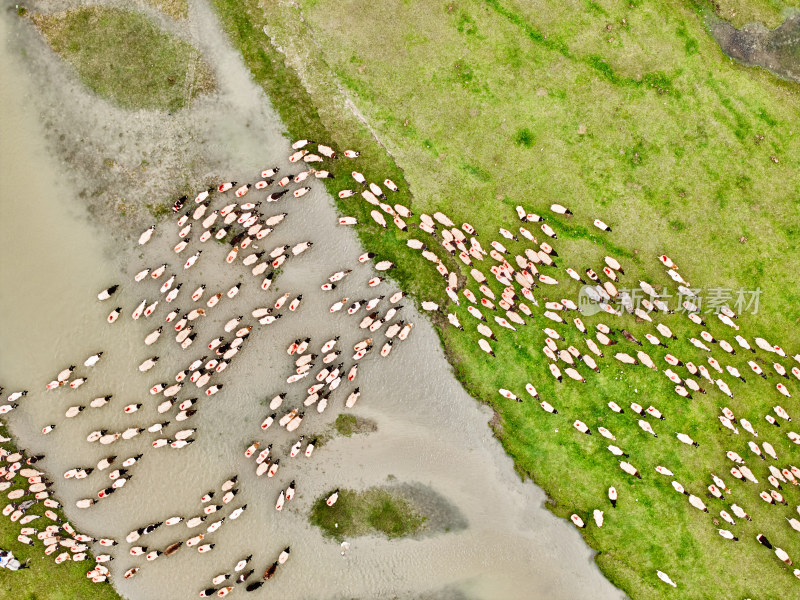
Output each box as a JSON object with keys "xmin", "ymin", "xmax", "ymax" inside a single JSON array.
[{"xmin": 1, "ymin": 133, "xmax": 798, "ymax": 596}]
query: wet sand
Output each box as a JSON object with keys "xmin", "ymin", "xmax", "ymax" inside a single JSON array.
[{"xmin": 0, "ymin": 5, "xmax": 625, "ymax": 599}]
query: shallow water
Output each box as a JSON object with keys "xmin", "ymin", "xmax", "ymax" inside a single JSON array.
[
  {"xmin": 0, "ymin": 7, "xmax": 624, "ymax": 600},
  {"xmin": 708, "ymin": 11, "xmax": 800, "ymax": 85}
]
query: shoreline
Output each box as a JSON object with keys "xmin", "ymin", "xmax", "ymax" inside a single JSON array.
[
  {"xmin": 210, "ymin": 1, "xmax": 800, "ymax": 599},
  {"xmin": 211, "ymin": 0, "xmax": 637, "ymax": 594},
  {"xmin": 705, "ymin": 9, "xmax": 800, "ymax": 84},
  {"xmin": 0, "ymin": 15, "xmax": 122, "ymax": 599},
  {"xmin": 4, "ymin": 0, "xmax": 798, "ymax": 598},
  {"xmin": 1, "ymin": 3, "xmax": 626, "ymax": 599}
]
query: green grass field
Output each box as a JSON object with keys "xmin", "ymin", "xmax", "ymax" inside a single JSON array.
[
  {"xmin": 0, "ymin": 423, "xmax": 121, "ymax": 600},
  {"xmin": 213, "ymin": 0, "xmax": 800, "ymax": 598},
  {"xmin": 309, "ymin": 488, "xmax": 426, "ymax": 541},
  {"xmin": 32, "ymin": 7, "xmax": 213, "ymax": 111},
  {"xmin": 706, "ymin": 0, "xmax": 799, "ymax": 28}
]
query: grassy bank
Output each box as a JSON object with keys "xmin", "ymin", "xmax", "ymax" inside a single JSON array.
[
  {"xmin": 32, "ymin": 7, "xmax": 213, "ymax": 111},
  {"xmin": 215, "ymin": 1, "xmax": 800, "ymax": 598},
  {"xmin": 310, "ymin": 488, "xmax": 426, "ymax": 541},
  {"xmin": 0, "ymin": 423, "xmax": 121, "ymax": 600},
  {"xmin": 211, "ymin": 0, "xmax": 448, "ymax": 304}
]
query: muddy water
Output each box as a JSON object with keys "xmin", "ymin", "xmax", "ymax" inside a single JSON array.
[
  {"xmin": 0, "ymin": 6, "xmax": 623, "ymax": 600},
  {"xmin": 708, "ymin": 11, "xmax": 800, "ymax": 84}
]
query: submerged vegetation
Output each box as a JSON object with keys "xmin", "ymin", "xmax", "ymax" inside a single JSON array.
[
  {"xmin": 213, "ymin": 0, "xmax": 799, "ymax": 598},
  {"xmin": 310, "ymin": 488, "xmax": 426, "ymax": 541},
  {"xmin": 334, "ymin": 413, "xmax": 378, "ymax": 437},
  {"xmin": 142, "ymin": 0, "xmax": 190, "ymax": 20},
  {"xmin": 145, "ymin": 201, "xmax": 173, "ymax": 220},
  {"xmin": 32, "ymin": 7, "xmax": 213, "ymax": 111}
]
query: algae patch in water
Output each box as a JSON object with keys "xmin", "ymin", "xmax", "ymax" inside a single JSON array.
[
  {"xmin": 310, "ymin": 487, "xmax": 426, "ymax": 541},
  {"xmin": 334, "ymin": 413, "xmax": 378, "ymax": 437},
  {"xmin": 32, "ymin": 7, "xmax": 214, "ymax": 111},
  {"xmin": 143, "ymin": 0, "xmax": 190, "ymax": 20}
]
